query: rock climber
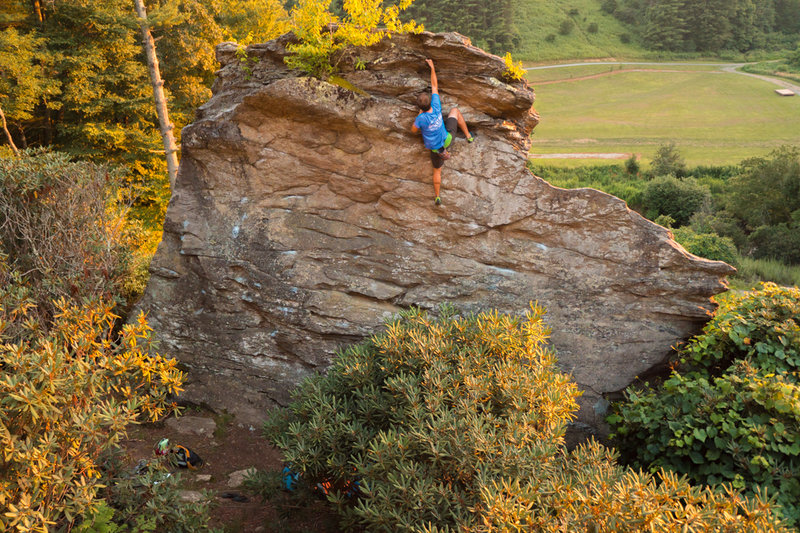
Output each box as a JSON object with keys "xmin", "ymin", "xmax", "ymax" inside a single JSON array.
[{"xmin": 411, "ymin": 58, "xmax": 474, "ymax": 206}]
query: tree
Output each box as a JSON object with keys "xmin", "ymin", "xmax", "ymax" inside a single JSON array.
[
  {"xmin": 789, "ymin": 42, "xmax": 800, "ymax": 69},
  {"xmin": 684, "ymin": 0, "xmax": 731, "ymax": 52},
  {"xmin": 650, "ymin": 142, "xmax": 687, "ymax": 177},
  {"xmin": 285, "ymin": 0, "xmax": 420, "ymax": 78},
  {"xmin": 0, "ymin": 104, "xmax": 19, "ymax": 154},
  {"xmin": 642, "ymin": 0, "xmax": 688, "ymax": 51},
  {"xmin": 402, "ymin": 0, "xmax": 521, "ymax": 54},
  {"xmin": 0, "ymin": 26, "xmax": 60, "ymax": 149},
  {"xmin": 726, "ymin": 146, "xmax": 800, "ymax": 229},
  {"xmin": 218, "ymin": 0, "xmax": 289, "ymax": 44},
  {"xmin": 133, "ymin": 0, "xmax": 179, "ymax": 188}
]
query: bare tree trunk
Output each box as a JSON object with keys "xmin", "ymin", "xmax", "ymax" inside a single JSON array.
[
  {"xmin": 31, "ymin": 0, "xmax": 44, "ymax": 22},
  {"xmin": 133, "ymin": 0, "xmax": 179, "ymax": 188},
  {"xmin": 0, "ymin": 105, "xmax": 20, "ymax": 156}
]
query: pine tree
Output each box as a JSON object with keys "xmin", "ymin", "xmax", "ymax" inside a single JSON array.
[
  {"xmin": 684, "ymin": 0, "xmax": 731, "ymax": 52},
  {"xmin": 642, "ymin": 0, "xmax": 688, "ymax": 51}
]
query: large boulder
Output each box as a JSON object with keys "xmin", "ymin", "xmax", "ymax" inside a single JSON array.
[{"xmin": 138, "ymin": 31, "xmax": 734, "ymax": 436}]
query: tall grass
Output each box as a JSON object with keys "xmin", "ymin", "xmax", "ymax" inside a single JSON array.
[{"xmin": 734, "ymin": 256, "xmax": 800, "ymax": 289}]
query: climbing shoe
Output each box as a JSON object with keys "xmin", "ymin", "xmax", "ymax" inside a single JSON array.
[
  {"xmin": 434, "ymin": 196, "xmax": 442, "ymax": 206},
  {"xmin": 466, "ymin": 132, "xmax": 476, "ymax": 143}
]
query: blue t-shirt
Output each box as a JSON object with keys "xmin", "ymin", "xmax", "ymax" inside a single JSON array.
[{"xmin": 414, "ymin": 94, "xmax": 448, "ymax": 150}]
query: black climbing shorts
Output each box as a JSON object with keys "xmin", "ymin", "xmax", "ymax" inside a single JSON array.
[{"xmin": 430, "ymin": 115, "xmax": 458, "ymax": 169}]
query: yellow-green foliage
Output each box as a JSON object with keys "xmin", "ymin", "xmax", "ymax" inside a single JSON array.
[
  {"xmin": 0, "ymin": 150, "xmax": 153, "ymax": 308},
  {"xmin": 609, "ymin": 283, "xmax": 800, "ymax": 527},
  {"xmin": 501, "ymin": 51, "xmax": 525, "ymax": 81},
  {"xmin": 479, "ymin": 440, "xmax": 786, "ymax": 532},
  {"xmin": 219, "ymin": 0, "xmax": 290, "ymax": 45},
  {"xmin": 285, "ymin": 0, "xmax": 421, "ymax": 77},
  {"xmin": 0, "ymin": 264, "xmax": 184, "ymax": 532},
  {"xmin": 264, "ymin": 304, "xmax": 788, "ymax": 531}
]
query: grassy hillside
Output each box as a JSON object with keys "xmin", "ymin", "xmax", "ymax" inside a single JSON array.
[
  {"xmin": 527, "ymin": 66, "xmax": 800, "ymax": 166},
  {"xmin": 513, "ymin": 0, "xmax": 646, "ymax": 61}
]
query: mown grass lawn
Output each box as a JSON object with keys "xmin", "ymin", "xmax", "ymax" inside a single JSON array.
[{"xmin": 528, "ymin": 68, "xmax": 800, "ymax": 166}]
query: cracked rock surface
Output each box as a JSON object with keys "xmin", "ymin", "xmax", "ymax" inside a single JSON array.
[{"xmin": 137, "ymin": 31, "xmax": 734, "ymax": 437}]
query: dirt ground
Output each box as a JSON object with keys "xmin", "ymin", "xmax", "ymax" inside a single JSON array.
[{"xmin": 122, "ymin": 408, "xmax": 340, "ymax": 533}]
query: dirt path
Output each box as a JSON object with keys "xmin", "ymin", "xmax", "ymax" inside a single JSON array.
[{"xmin": 720, "ymin": 64, "xmax": 800, "ymax": 93}]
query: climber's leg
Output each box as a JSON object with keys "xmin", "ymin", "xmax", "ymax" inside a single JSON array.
[
  {"xmin": 432, "ymin": 166, "xmax": 442, "ymax": 204},
  {"xmin": 448, "ymin": 108, "xmax": 472, "ymax": 140}
]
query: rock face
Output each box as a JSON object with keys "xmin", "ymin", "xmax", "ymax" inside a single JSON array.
[{"xmin": 138, "ymin": 31, "xmax": 734, "ymax": 435}]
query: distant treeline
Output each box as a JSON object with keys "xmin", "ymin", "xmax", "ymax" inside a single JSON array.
[{"xmin": 602, "ymin": 0, "xmax": 800, "ymax": 52}]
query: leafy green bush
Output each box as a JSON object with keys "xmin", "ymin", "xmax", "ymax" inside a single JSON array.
[
  {"xmin": 609, "ymin": 362, "xmax": 800, "ymax": 527},
  {"xmin": 265, "ymin": 304, "xmax": 580, "ymax": 531},
  {"xmin": 689, "ymin": 210, "xmax": 748, "ymax": 250},
  {"xmin": 650, "ymin": 142, "xmax": 687, "ymax": 178},
  {"xmin": 748, "ymin": 222, "xmax": 800, "ymax": 265},
  {"xmin": 624, "ymin": 153, "xmax": 639, "ymax": 175},
  {"xmin": 0, "ymin": 149, "xmax": 150, "ymax": 309},
  {"xmin": 672, "ymin": 227, "xmax": 739, "ymax": 266},
  {"xmin": 643, "ymin": 175, "xmax": 711, "ymax": 226},
  {"xmin": 558, "ymin": 19, "xmax": 575, "ymax": 35},
  {"xmin": 587, "ymin": 22, "xmax": 599, "ymax": 33},
  {"xmin": 601, "ymin": 0, "xmax": 618, "ymax": 14},
  {"xmin": 726, "ymin": 146, "xmax": 800, "ymax": 229},
  {"xmin": 77, "ymin": 459, "xmax": 219, "ymax": 533},
  {"xmin": 609, "ymin": 283, "xmax": 800, "ymax": 527},
  {"xmin": 266, "ymin": 304, "xmax": 789, "ymax": 531},
  {"xmin": 0, "ymin": 260, "xmax": 185, "ymax": 532},
  {"xmin": 679, "ymin": 283, "xmax": 800, "ymax": 375}
]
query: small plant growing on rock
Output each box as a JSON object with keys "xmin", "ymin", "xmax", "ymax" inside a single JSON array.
[{"xmin": 501, "ymin": 51, "xmax": 525, "ymax": 82}]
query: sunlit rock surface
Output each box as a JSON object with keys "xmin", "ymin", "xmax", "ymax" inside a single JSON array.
[{"xmin": 138, "ymin": 31, "xmax": 734, "ymax": 436}]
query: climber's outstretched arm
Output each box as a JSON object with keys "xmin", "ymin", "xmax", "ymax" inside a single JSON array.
[{"xmin": 426, "ymin": 59, "xmax": 438, "ymax": 95}]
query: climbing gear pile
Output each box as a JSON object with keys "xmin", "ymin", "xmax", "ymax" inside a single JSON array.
[{"xmin": 154, "ymin": 438, "xmax": 204, "ymax": 469}]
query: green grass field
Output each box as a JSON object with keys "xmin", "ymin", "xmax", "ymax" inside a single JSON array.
[{"xmin": 527, "ymin": 66, "xmax": 800, "ymax": 166}]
